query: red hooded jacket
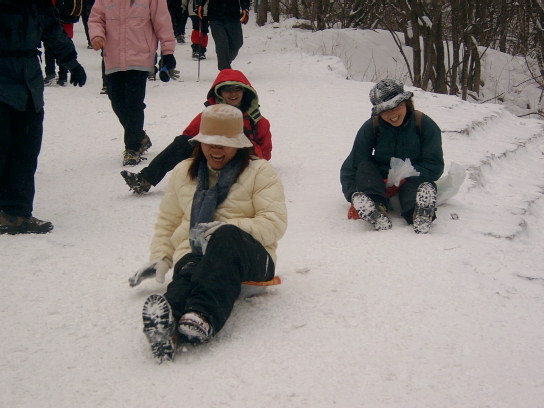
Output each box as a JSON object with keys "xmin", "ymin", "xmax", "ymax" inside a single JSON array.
[{"xmin": 182, "ymin": 69, "xmax": 272, "ymax": 160}]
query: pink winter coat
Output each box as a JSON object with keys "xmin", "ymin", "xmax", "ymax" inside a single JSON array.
[{"xmin": 88, "ymin": 0, "xmax": 175, "ymax": 74}]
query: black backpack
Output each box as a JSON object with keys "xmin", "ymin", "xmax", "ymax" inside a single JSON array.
[{"xmin": 56, "ymin": 0, "xmax": 84, "ymax": 24}]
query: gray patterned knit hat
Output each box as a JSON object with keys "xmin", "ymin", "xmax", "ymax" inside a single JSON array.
[{"xmin": 369, "ymin": 79, "xmax": 414, "ymax": 116}]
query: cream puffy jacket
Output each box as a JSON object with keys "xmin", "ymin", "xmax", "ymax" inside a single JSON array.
[{"xmin": 150, "ymin": 157, "xmax": 288, "ymax": 265}]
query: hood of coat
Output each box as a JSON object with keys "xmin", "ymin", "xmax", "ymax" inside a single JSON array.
[{"xmin": 206, "ymin": 69, "xmax": 262, "ymax": 122}]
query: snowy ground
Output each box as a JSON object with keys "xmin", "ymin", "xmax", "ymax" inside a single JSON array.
[{"xmin": 1, "ymin": 18, "xmax": 544, "ymax": 408}]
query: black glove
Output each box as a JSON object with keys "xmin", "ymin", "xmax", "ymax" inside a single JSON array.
[
  {"xmin": 161, "ymin": 54, "xmax": 176, "ymax": 70},
  {"xmin": 69, "ymin": 63, "xmax": 87, "ymax": 87},
  {"xmin": 159, "ymin": 54, "xmax": 180, "ymax": 82}
]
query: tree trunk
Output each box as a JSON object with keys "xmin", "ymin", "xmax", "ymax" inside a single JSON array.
[
  {"xmin": 449, "ymin": 0, "xmax": 461, "ymax": 95},
  {"xmin": 432, "ymin": 4, "xmax": 448, "ymax": 93},
  {"xmin": 256, "ymin": 0, "xmax": 268, "ymax": 26},
  {"xmin": 290, "ymin": 0, "xmax": 299, "ymax": 19},
  {"xmin": 460, "ymin": 3, "xmax": 474, "ymax": 100},
  {"xmin": 403, "ymin": 0, "xmax": 422, "ymax": 88},
  {"xmin": 270, "ymin": 0, "xmax": 279, "ymax": 23}
]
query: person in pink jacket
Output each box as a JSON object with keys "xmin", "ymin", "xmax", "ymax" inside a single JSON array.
[{"xmin": 89, "ymin": 0, "xmax": 179, "ymax": 166}]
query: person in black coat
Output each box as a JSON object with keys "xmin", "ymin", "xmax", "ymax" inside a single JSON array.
[
  {"xmin": 0, "ymin": 0, "xmax": 87, "ymax": 235},
  {"xmin": 340, "ymin": 79, "xmax": 444, "ymax": 234},
  {"xmin": 196, "ymin": 0, "xmax": 250, "ymax": 70}
]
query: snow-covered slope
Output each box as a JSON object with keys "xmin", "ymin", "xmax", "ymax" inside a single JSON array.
[{"xmin": 1, "ymin": 19, "xmax": 543, "ymax": 408}]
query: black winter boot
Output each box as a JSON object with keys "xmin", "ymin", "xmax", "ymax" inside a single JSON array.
[
  {"xmin": 120, "ymin": 170, "xmax": 152, "ymax": 194},
  {"xmin": 142, "ymin": 294, "xmax": 177, "ymax": 363}
]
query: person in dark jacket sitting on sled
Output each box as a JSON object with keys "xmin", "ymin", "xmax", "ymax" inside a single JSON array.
[
  {"xmin": 340, "ymin": 79, "xmax": 444, "ymax": 234},
  {"xmin": 128, "ymin": 104, "xmax": 287, "ymax": 363}
]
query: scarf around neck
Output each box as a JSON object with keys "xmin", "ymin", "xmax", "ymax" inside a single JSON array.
[{"xmin": 189, "ymin": 155, "xmax": 243, "ymax": 231}]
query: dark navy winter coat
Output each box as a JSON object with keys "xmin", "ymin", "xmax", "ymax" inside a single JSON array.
[
  {"xmin": 0, "ymin": 0, "xmax": 79, "ymax": 112},
  {"xmin": 340, "ymin": 109, "xmax": 444, "ymax": 202}
]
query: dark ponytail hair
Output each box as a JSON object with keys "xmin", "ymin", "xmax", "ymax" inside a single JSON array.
[{"xmin": 405, "ymin": 98, "xmax": 415, "ymax": 112}]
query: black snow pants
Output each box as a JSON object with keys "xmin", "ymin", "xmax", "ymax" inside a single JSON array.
[
  {"xmin": 0, "ymin": 102, "xmax": 44, "ymax": 217},
  {"xmin": 164, "ymin": 224, "xmax": 275, "ymax": 333},
  {"xmin": 210, "ymin": 19, "xmax": 243, "ymax": 70},
  {"xmin": 107, "ymin": 70, "xmax": 148, "ymax": 151},
  {"xmin": 140, "ymin": 135, "xmax": 194, "ymax": 186}
]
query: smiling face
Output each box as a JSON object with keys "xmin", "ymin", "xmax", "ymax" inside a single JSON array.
[
  {"xmin": 220, "ymin": 86, "xmax": 244, "ymax": 107},
  {"xmin": 201, "ymin": 143, "xmax": 239, "ymax": 170},
  {"xmin": 379, "ymin": 101, "xmax": 407, "ymax": 127}
]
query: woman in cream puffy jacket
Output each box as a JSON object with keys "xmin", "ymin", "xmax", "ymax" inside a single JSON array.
[{"xmin": 130, "ymin": 104, "xmax": 287, "ymax": 363}]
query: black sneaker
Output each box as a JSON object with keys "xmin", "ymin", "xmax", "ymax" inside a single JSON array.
[
  {"xmin": 120, "ymin": 170, "xmax": 152, "ymax": 194},
  {"xmin": 178, "ymin": 312, "xmax": 213, "ymax": 343},
  {"xmin": 351, "ymin": 192, "xmax": 392, "ymax": 231},
  {"xmin": 57, "ymin": 78, "xmax": 67, "ymax": 86},
  {"xmin": 100, "ymin": 86, "xmax": 108, "ymax": 95},
  {"xmin": 176, "ymin": 34, "xmax": 185, "ymax": 44},
  {"xmin": 122, "ymin": 149, "xmax": 142, "ymax": 166},
  {"xmin": 413, "ymin": 182, "xmax": 437, "ymax": 234},
  {"xmin": 142, "ymin": 294, "xmax": 176, "ymax": 363},
  {"xmin": 0, "ymin": 211, "xmax": 54, "ymax": 235}
]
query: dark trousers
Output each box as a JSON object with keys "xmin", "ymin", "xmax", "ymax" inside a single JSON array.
[
  {"xmin": 356, "ymin": 160, "xmax": 436, "ymax": 224},
  {"xmin": 210, "ymin": 19, "xmax": 243, "ymax": 70},
  {"xmin": 140, "ymin": 135, "xmax": 193, "ymax": 186},
  {"xmin": 164, "ymin": 225, "xmax": 275, "ymax": 333},
  {"xmin": 167, "ymin": 0, "xmax": 187, "ymax": 36},
  {"xmin": 107, "ymin": 70, "xmax": 148, "ymax": 151},
  {"xmin": 180, "ymin": 7, "xmax": 189, "ymax": 35},
  {"xmin": 0, "ymin": 102, "xmax": 44, "ymax": 217},
  {"xmin": 44, "ymin": 46, "xmax": 68, "ymax": 81},
  {"xmin": 81, "ymin": 2, "xmax": 92, "ymax": 45}
]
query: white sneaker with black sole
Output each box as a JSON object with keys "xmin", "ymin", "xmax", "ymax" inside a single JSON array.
[
  {"xmin": 413, "ymin": 182, "xmax": 437, "ymax": 234},
  {"xmin": 142, "ymin": 294, "xmax": 176, "ymax": 363},
  {"xmin": 351, "ymin": 192, "xmax": 392, "ymax": 231}
]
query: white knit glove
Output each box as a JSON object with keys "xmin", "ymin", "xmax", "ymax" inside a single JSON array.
[
  {"xmin": 189, "ymin": 221, "xmax": 227, "ymax": 255},
  {"xmin": 128, "ymin": 258, "xmax": 172, "ymax": 286}
]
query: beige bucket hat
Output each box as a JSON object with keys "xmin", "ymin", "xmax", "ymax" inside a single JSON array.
[{"xmin": 191, "ymin": 104, "xmax": 253, "ymax": 148}]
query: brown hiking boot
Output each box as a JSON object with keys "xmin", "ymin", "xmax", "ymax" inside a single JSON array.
[
  {"xmin": 123, "ymin": 149, "xmax": 142, "ymax": 166},
  {"xmin": 139, "ymin": 132, "xmax": 152, "ymax": 154},
  {"xmin": 0, "ymin": 211, "xmax": 53, "ymax": 235}
]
